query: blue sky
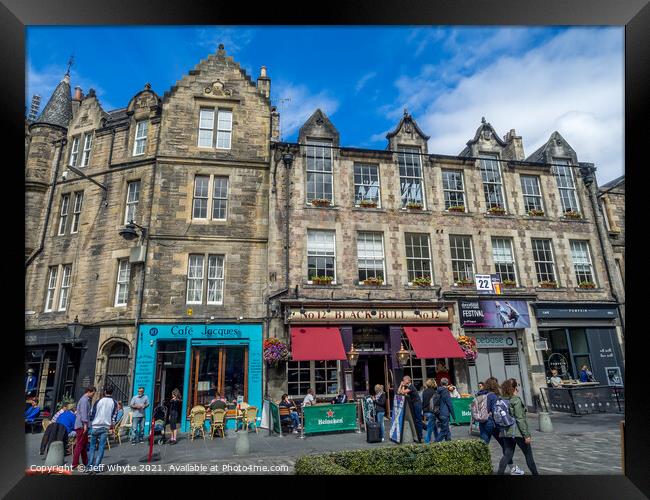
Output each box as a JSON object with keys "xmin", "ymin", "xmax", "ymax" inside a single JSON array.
[{"xmin": 26, "ymin": 26, "xmax": 623, "ymax": 183}]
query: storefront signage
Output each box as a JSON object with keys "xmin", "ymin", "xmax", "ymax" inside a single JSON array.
[
  {"xmin": 288, "ymin": 308, "xmax": 449, "ymax": 323},
  {"xmin": 533, "ymin": 303, "xmax": 618, "ymax": 319},
  {"xmin": 471, "ymin": 333, "xmax": 517, "ymax": 349},
  {"xmin": 302, "ymin": 403, "xmax": 358, "ymax": 434},
  {"xmin": 459, "ymin": 300, "xmax": 530, "ymax": 329},
  {"xmin": 146, "ymin": 325, "xmax": 243, "ymax": 338},
  {"xmin": 474, "ymin": 274, "xmax": 494, "ymax": 293}
]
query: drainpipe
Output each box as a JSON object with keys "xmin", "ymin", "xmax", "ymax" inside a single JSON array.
[
  {"xmin": 580, "ymin": 163, "xmax": 625, "ymax": 335},
  {"xmin": 25, "ymin": 138, "xmax": 65, "ymax": 269},
  {"xmin": 281, "ymin": 151, "xmax": 294, "ymax": 290}
]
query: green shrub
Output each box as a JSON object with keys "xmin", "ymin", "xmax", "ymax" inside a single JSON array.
[{"xmin": 295, "ymin": 439, "xmax": 492, "ymax": 475}]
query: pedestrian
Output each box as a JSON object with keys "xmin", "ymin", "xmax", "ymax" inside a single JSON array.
[
  {"xmin": 168, "ymin": 388, "xmax": 182, "ymax": 444},
  {"xmin": 373, "ymin": 384, "xmax": 387, "ymax": 442},
  {"xmin": 497, "ymin": 379, "xmax": 539, "ymax": 475},
  {"xmin": 72, "ymin": 386, "xmax": 96, "ymax": 471},
  {"xmin": 279, "ymin": 394, "xmax": 301, "ymax": 433},
  {"xmin": 579, "ymin": 365, "xmax": 595, "ymax": 383},
  {"xmin": 398, "ymin": 375, "xmax": 423, "ymax": 443},
  {"xmin": 301, "ymin": 388, "xmax": 315, "ymax": 407},
  {"xmin": 129, "ymin": 387, "xmax": 150, "ymax": 444},
  {"xmin": 86, "ymin": 387, "xmax": 118, "ymax": 473},
  {"xmin": 474, "ymin": 377, "xmax": 521, "ymax": 474},
  {"xmin": 25, "ymin": 368, "xmax": 38, "ymax": 398},
  {"xmin": 421, "ymin": 379, "xmax": 439, "ymax": 444},
  {"xmin": 434, "ymin": 377, "xmax": 456, "ymax": 442},
  {"xmin": 331, "ymin": 389, "xmax": 348, "ymax": 404}
]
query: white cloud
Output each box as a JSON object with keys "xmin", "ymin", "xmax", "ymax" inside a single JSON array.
[
  {"xmin": 272, "ymin": 82, "xmax": 339, "ymax": 140},
  {"xmin": 355, "ymin": 72, "xmax": 377, "ymax": 93},
  {"xmin": 26, "ymin": 61, "xmax": 116, "ymax": 112},
  {"xmin": 391, "ymin": 28, "xmax": 624, "ymax": 183},
  {"xmin": 195, "ymin": 27, "xmax": 254, "ymax": 55}
]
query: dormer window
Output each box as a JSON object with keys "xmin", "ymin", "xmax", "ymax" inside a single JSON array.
[{"xmin": 305, "ymin": 139, "xmax": 333, "ymax": 204}]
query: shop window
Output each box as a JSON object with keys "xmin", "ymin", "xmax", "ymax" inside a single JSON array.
[
  {"xmin": 479, "ymin": 153, "xmax": 506, "ymax": 210},
  {"xmin": 188, "ymin": 345, "xmax": 247, "ymax": 408},
  {"xmin": 569, "ymin": 329, "xmax": 589, "ymax": 354},
  {"xmin": 305, "ymin": 139, "xmax": 333, "ymax": 203},
  {"xmin": 540, "ymin": 328, "xmax": 593, "ymax": 381},
  {"xmin": 354, "ymin": 163, "xmax": 380, "ymax": 206},
  {"xmin": 398, "ymin": 146, "xmax": 424, "ymax": 208},
  {"xmin": 442, "ymin": 170, "xmax": 465, "ymax": 210},
  {"xmin": 287, "ymin": 360, "xmax": 338, "ymax": 398},
  {"xmin": 25, "ymin": 348, "xmax": 59, "ymax": 412},
  {"xmin": 357, "ymin": 232, "xmax": 385, "ymax": 283}
]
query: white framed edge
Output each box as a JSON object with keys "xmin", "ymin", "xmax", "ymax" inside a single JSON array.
[{"xmin": 604, "ymin": 366, "xmax": 623, "ymax": 386}]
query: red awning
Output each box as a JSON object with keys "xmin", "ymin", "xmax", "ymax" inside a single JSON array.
[
  {"xmin": 290, "ymin": 326, "xmax": 347, "ymax": 361},
  {"xmin": 403, "ymin": 326, "xmax": 466, "ymax": 358}
]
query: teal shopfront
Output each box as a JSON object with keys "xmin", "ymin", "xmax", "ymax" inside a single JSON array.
[{"xmin": 133, "ymin": 323, "xmax": 263, "ymax": 432}]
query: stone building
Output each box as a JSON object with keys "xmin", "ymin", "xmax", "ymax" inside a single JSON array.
[
  {"xmin": 25, "ymin": 46, "xmax": 276, "ymax": 427},
  {"xmin": 266, "ymin": 110, "xmax": 625, "ymax": 412}
]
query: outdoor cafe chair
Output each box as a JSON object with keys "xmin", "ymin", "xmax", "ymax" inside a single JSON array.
[
  {"xmin": 189, "ymin": 406, "xmax": 206, "ymax": 441},
  {"xmin": 243, "ymin": 406, "xmax": 258, "ymax": 433},
  {"xmin": 210, "ymin": 409, "xmax": 226, "ymax": 439}
]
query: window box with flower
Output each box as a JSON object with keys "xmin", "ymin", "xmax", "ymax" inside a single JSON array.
[
  {"xmin": 487, "ymin": 205, "xmax": 506, "ymax": 215},
  {"xmin": 578, "ymin": 281, "xmax": 596, "ymax": 289},
  {"xmin": 363, "ymin": 277, "xmax": 384, "ymax": 286},
  {"xmin": 563, "ymin": 210, "xmax": 582, "ymax": 220},
  {"xmin": 358, "ymin": 199, "xmax": 378, "ymax": 208},
  {"xmin": 448, "ymin": 205, "xmax": 465, "ymax": 213},
  {"xmin": 455, "ymin": 278, "xmax": 474, "ymax": 288},
  {"xmin": 539, "ymin": 280, "xmax": 558, "ymax": 289},
  {"xmin": 310, "ymin": 198, "xmax": 332, "ymax": 208},
  {"xmin": 501, "ymin": 279, "xmax": 517, "ymax": 288},
  {"xmin": 311, "ymin": 275, "xmax": 334, "ymax": 285},
  {"xmin": 405, "ymin": 201, "xmax": 423, "ymax": 210},
  {"xmin": 527, "ymin": 209, "xmax": 545, "ymax": 217},
  {"xmin": 412, "ymin": 276, "xmax": 432, "ymax": 287}
]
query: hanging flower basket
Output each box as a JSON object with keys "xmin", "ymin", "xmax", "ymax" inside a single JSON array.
[
  {"xmin": 311, "ymin": 198, "xmax": 332, "ymax": 207},
  {"xmin": 359, "ymin": 199, "xmax": 378, "ymax": 208},
  {"xmin": 263, "ymin": 338, "xmax": 290, "ymax": 367},
  {"xmin": 448, "ymin": 205, "xmax": 465, "ymax": 213},
  {"xmin": 487, "ymin": 206, "xmax": 506, "ymax": 215},
  {"xmin": 578, "ymin": 281, "xmax": 596, "ymax": 289},
  {"xmin": 528, "ymin": 209, "xmax": 545, "ymax": 217},
  {"xmin": 363, "ymin": 277, "xmax": 384, "ymax": 286},
  {"xmin": 457, "ymin": 336, "xmax": 478, "ymax": 361}
]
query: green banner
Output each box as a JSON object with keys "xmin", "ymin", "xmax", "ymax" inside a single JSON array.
[
  {"xmin": 269, "ymin": 400, "xmax": 282, "ymax": 434},
  {"xmin": 302, "ymin": 403, "xmax": 358, "ymax": 434}
]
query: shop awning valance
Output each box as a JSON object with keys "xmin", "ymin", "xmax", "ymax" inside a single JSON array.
[
  {"xmin": 403, "ymin": 326, "xmax": 466, "ymax": 359},
  {"xmin": 290, "ymin": 326, "xmax": 347, "ymax": 361}
]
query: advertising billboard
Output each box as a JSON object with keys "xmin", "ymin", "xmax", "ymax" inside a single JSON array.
[{"xmin": 459, "ymin": 300, "xmax": 531, "ymax": 329}]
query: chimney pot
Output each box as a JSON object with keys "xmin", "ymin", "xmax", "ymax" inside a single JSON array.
[
  {"xmin": 260, "ymin": 66, "xmax": 268, "ymax": 78},
  {"xmin": 73, "ymin": 86, "xmax": 83, "ymax": 101}
]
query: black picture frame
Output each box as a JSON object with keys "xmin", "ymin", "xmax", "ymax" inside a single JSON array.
[{"xmin": 4, "ymin": 0, "xmax": 647, "ymax": 496}]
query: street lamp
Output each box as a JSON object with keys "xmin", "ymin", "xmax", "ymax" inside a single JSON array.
[
  {"xmin": 396, "ymin": 344, "xmax": 410, "ymax": 367},
  {"xmin": 67, "ymin": 315, "xmax": 84, "ymax": 346},
  {"xmin": 119, "ymin": 220, "xmax": 147, "ymax": 242},
  {"xmin": 347, "ymin": 344, "xmax": 359, "ymax": 368}
]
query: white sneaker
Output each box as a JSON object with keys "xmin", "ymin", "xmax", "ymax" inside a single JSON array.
[{"xmin": 510, "ymin": 465, "xmax": 525, "ymax": 475}]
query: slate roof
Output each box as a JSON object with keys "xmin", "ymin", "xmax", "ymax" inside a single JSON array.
[
  {"xmin": 599, "ymin": 175, "xmax": 625, "ymax": 191},
  {"xmin": 104, "ymin": 108, "xmax": 129, "ymax": 127},
  {"xmin": 525, "ymin": 131, "xmax": 575, "ymax": 163},
  {"xmin": 35, "ymin": 74, "xmax": 73, "ymax": 128}
]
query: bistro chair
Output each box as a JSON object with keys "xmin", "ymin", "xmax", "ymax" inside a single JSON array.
[
  {"xmin": 189, "ymin": 406, "xmax": 207, "ymax": 441},
  {"xmin": 211, "ymin": 409, "xmax": 226, "ymax": 439},
  {"xmin": 120, "ymin": 407, "xmax": 133, "ymax": 442},
  {"xmin": 243, "ymin": 406, "xmax": 258, "ymax": 433},
  {"xmin": 112, "ymin": 411, "xmax": 126, "ymax": 445},
  {"xmin": 42, "ymin": 418, "xmax": 51, "ymax": 432}
]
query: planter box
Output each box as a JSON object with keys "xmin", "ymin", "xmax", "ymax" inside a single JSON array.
[
  {"xmin": 413, "ymin": 281, "xmax": 432, "ymax": 287},
  {"xmin": 487, "ymin": 207, "xmax": 506, "ymax": 215},
  {"xmin": 312, "ymin": 278, "xmax": 334, "ymax": 285},
  {"xmin": 539, "ymin": 282, "xmax": 558, "ymax": 289},
  {"xmin": 405, "ymin": 203, "xmax": 424, "ymax": 210},
  {"xmin": 363, "ymin": 279, "xmax": 384, "ymax": 286},
  {"xmin": 528, "ymin": 210, "xmax": 545, "ymax": 217},
  {"xmin": 456, "ymin": 281, "xmax": 474, "ymax": 288},
  {"xmin": 358, "ymin": 201, "xmax": 378, "ymax": 208},
  {"xmin": 448, "ymin": 206, "xmax": 465, "ymax": 213},
  {"xmin": 563, "ymin": 211, "xmax": 582, "ymax": 220},
  {"xmin": 311, "ymin": 199, "xmax": 332, "ymax": 207},
  {"xmin": 578, "ymin": 283, "xmax": 596, "ymax": 289}
]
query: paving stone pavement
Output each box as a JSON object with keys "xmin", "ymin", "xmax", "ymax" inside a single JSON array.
[{"xmin": 25, "ymin": 412, "xmax": 623, "ymax": 475}]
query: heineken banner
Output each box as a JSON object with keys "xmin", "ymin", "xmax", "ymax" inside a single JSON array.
[
  {"xmin": 302, "ymin": 403, "xmax": 358, "ymax": 435},
  {"xmin": 268, "ymin": 400, "xmax": 281, "ymax": 435},
  {"xmin": 459, "ymin": 299, "xmax": 530, "ymax": 329},
  {"xmin": 389, "ymin": 395, "xmax": 406, "ymax": 444},
  {"xmin": 361, "ymin": 396, "xmax": 375, "ymax": 425}
]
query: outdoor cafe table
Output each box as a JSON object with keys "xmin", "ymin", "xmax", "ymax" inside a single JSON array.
[{"xmin": 302, "ymin": 402, "xmax": 358, "ymax": 435}]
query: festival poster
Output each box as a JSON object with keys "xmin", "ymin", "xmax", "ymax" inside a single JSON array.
[
  {"xmin": 459, "ymin": 299, "xmax": 530, "ymax": 328},
  {"xmin": 389, "ymin": 395, "xmax": 406, "ymax": 444}
]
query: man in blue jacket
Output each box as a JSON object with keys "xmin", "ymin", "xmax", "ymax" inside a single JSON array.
[{"xmin": 434, "ymin": 378, "xmax": 456, "ymax": 442}]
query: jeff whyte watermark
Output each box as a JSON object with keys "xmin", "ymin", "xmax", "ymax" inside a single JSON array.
[{"xmin": 28, "ymin": 463, "xmax": 291, "ymax": 474}]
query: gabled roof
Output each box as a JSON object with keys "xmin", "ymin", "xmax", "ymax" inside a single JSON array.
[
  {"xmin": 298, "ymin": 109, "xmax": 339, "ymax": 142},
  {"xmin": 35, "ymin": 73, "xmax": 73, "ymax": 128},
  {"xmin": 459, "ymin": 117, "xmax": 507, "ymax": 156},
  {"xmin": 386, "ymin": 109, "xmax": 430, "ymax": 141},
  {"xmin": 525, "ymin": 131, "xmax": 576, "ymax": 163},
  {"xmin": 599, "ymin": 175, "xmax": 625, "ymax": 191}
]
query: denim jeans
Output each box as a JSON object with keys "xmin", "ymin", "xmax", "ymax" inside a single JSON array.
[
  {"xmin": 423, "ymin": 412, "xmax": 439, "ymax": 443},
  {"xmin": 435, "ymin": 415, "xmax": 451, "ymax": 442},
  {"xmin": 498, "ymin": 437, "xmax": 539, "ymax": 475},
  {"xmin": 290, "ymin": 411, "xmax": 300, "ymax": 429},
  {"xmin": 375, "ymin": 411, "xmax": 385, "ymax": 439},
  {"xmin": 131, "ymin": 416, "xmax": 145, "ymax": 442},
  {"xmin": 412, "ymin": 401, "xmax": 423, "ymax": 441},
  {"xmin": 87, "ymin": 427, "xmax": 108, "ymax": 469},
  {"xmin": 479, "ymin": 418, "xmax": 512, "ymax": 465}
]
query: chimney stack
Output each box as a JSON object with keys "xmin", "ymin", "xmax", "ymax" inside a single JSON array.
[
  {"xmin": 257, "ymin": 65, "xmax": 271, "ymax": 99},
  {"xmin": 503, "ymin": 129, "xmax": 525, "ymax": 160},
  {"xmin": 71, "ymin": 86, "xmax": 83, "ymax": 117}
]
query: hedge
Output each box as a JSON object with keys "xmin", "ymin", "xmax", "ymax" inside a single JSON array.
[{"xmin": 295, "ymin": 439, "xmax": 492, "ymax": 475}]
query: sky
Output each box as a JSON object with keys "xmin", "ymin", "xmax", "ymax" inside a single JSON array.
[{"xmin": 26, "ymin": 26, "xmax": 624, "ymax": 184}]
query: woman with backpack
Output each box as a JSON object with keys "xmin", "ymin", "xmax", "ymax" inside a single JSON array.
[
  {"xmin": 421, "ymin": 379, "xmax": 439, "ymax": 444},
  {"xmin": 473, "ymin": 377, "xmax": 521, "ymax": 475},
  {"xmin": 497, "ymin": 378, "xmax": 539, "ymax": 475}
]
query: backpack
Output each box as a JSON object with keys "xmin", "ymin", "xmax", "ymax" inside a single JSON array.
[
  {"xmin": 471, "ymin": 394, "xmax": 490, "ymax": 423},
  {"xmin": 492, "ymin": 397, "xmax": 516, "ymax": 428},
  {"xmin": 428, "ymin": 391, "xmax": 441, "ymax": 415}
]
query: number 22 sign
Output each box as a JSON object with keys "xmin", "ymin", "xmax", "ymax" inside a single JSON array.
[{"xmin": 474, "ymin": 274, "xmax": 494, "ymax": 293}]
